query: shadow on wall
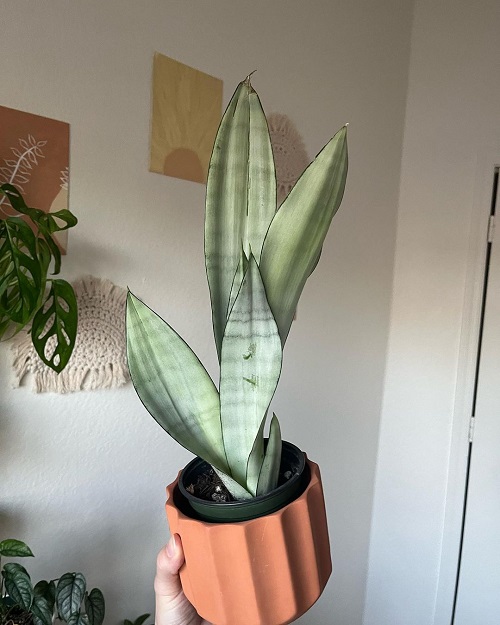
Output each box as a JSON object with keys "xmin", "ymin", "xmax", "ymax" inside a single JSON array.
[{"xmin": 0, "ymin": 510, "xmax": 26, "ymax": 541}]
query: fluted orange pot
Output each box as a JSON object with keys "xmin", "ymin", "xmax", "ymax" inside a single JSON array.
[{"xmin": 165, "ymin": 456, "xmax": 331, "ymax": 625}]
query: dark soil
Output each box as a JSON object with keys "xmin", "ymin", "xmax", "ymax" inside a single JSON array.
[
  {"xmin": 185, "ymin": 463, "xmax": 301, "ymax": 503},
  {"xmin": 2, "ymin": 607, "xmax": 33, "ymax": 625},
  {"xmin": 185, "ymin": 467, "xmax": 235, "ymax": 502}
]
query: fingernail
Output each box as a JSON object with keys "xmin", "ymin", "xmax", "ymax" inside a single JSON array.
[{"xmin": 166, "ymin": 534, "xmax": 177, "ymax": 558}]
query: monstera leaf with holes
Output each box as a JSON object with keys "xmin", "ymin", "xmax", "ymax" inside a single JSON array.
[
  {"xmin": 126, "ymin": 76, "xmax": 348, "ymax": 499},
  {"xmin": 0, "ymin": 184, "xmax": 78, "ymax": 373}
]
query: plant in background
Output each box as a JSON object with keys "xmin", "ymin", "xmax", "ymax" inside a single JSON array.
[
  {"xmin": 122, "ymin": 614, "xmax": 152, "ymax": 625},
  {"xmin": 126, "ymin": 76, "xmax": 348, "ymax": 500},
  {"xmin": 0, "ymin": 539, "xmax": 104, "ymax": 625},
  {"xmin": 0, "ymin": 184, "xmax": 78, "ymax": 373}
]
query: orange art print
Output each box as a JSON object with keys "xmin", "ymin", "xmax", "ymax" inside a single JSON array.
[{"xmin": 0, "ymin": 106, "xmax": 70, "ymax": 251}]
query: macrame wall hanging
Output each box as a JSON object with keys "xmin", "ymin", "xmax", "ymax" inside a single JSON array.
[
  {"xmin": 267, "ymin": 113, "xmax": 310, "ymax": 205},
  {"xmin": 12, "ymin": 275, "xmax": 129, "ymax": 393}
]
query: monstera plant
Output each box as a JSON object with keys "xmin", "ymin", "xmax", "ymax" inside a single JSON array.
[
  {"xmin": 126, "ymin": 76, "xmax": 348, "ymax": 625},
  {"xmin": 0, "ymin": 184, "xmax": 78, "ymax": 373}
]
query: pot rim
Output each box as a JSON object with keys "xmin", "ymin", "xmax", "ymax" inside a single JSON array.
[{"xmin": 178, "ymin": 439, "xmax": 307, "ymax": 519}]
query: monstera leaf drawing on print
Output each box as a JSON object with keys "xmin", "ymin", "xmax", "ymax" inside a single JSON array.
[
  {"xmin": 0, "ymin": 105, "xmax": 71, "ymax": 252},
  {"xmin": 0, "ymin": 135, "xmax": 47, "ymax": 215}
]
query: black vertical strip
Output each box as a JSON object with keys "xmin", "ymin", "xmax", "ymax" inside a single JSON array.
[{"xmin": 451, "ymin": 167, "xmax": 499, "ymax": 623}]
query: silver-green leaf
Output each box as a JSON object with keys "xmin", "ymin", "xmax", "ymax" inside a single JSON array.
[
  {"xmin": 126, "ymin": 292, "xmax": 229, "ymax": 474},
  {"xmin": 226, "ymin": 247, "xmax": 248, "ymax": 321},
  {"xmin": 219, "ymin": 256, "xmax": 282, "ymax": 490},
  {"xmin": 246, "ymin": 86, "xmax": 277, "ymax": 261},
  {"xmin": 56, "ymin": 573, "xmax": 86, "ymax": 621},
  {"xmin": 256, "ymin": 413, "xmax": 282, "ymax": 496},
  {"xmin": 213, "ymin": 468, "xmax": 253, "ymax": 500},
  {"xmin": 31, "ymin": 594, "xmax": 54, "ymax": 625},
  {"xmin": 67, "ymin": 614, "xmax": 90, "ymax": 625},
  {"xmin": 260, "ymin": 125, "xmax": 348, "ymax": 344},
  {"xmin": 3, "ymin": 563, "xmax": 33, "ymax": 610},
  {"xmin": 205, "ymin": 77, "xmax": 276, "ymax": 359},
  {"xmin": 246, "ymin": 413, "xmax": 266, "ymax": 496}
]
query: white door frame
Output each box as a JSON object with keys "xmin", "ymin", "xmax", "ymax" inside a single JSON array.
[{"xmin": 434, "ymin": 146, "xmax": 500, "ymax": 625}]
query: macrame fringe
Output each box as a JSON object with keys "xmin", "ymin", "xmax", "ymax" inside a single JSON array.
[
  {"xmin": 21, "ymin": 362, "xmax": 130, "ymax": 394},
  {"xmin": 75, "ymin": 274, "xmax": 127, "ymax": 305}
]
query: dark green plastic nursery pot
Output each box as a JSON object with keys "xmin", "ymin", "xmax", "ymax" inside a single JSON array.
[{"xmin": 177, "ymin": 440, "xmax": 308, "ymax": 523}]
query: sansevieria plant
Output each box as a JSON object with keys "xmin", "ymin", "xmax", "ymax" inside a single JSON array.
[{"xmin": 126, "ymin": 76, "xmax": 348, "ymax": 501}]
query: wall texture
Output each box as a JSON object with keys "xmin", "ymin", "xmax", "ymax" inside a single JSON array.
[
  {"xmin": 0, "ymin": 1, "xmax": 412, "ymax": 623},
  {"xmin": 363, "ymin": 1, "xmax": 500, "ymax": 624}
]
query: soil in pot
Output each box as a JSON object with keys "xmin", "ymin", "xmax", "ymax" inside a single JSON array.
[{"xmin": 177, "ymin": 440, "xmax": 309, "ymax": 522}]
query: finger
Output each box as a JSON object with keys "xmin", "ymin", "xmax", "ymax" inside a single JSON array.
[{"xmin": 154, "ymin": 534, "xmax": 185, "ymax": 599}]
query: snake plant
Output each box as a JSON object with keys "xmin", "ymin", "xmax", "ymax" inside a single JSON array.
[{"xmin": 126, "ymin": 77, "xmax": 348, "ymax": 500}]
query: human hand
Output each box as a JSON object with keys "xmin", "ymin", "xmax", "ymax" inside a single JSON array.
[{"xmin": 155, "ymin": 534, "xmax": 212, "ymax": 625}]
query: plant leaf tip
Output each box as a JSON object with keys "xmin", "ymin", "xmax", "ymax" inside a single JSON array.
[{"xmin": 244, "ymin": 70, "xmax": 257, "ymax": 90}]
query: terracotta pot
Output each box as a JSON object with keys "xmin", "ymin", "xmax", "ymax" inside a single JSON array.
[{"xmin": 165, "ymin": 456, "xmax": 332, "ymax": 625}]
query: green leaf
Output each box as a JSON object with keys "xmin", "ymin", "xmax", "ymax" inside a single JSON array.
[
  {"xmin": 0, "ymin": 184, "xmax": 64, "ymax": 273},
  {"xmin": 260, "ymin": 125, "xmax": 348, "ymax": 344},
  {"xmin": 34, "ymin": 580, "xmax": 56, "ymax": 610},
  {"xmin": 31, "ymin": 279, "xmax": 78, "ymax": 373},
  {"xmin": 0, "ymin": 185, "xmax": 77, "ymax": 344},
  {"xmin": 246, "ymin": 86, "xmax": 277, "ymax": 261},
  {"xmin": 56, "ymin": 573, "xmax": 86, "ymax": 621},
  {"xmin": 1, "ymin": 183, "xmax": 77, "ymax": 234},
  {"xmin": 67, "ymin": 613, "xmax": 90, "ymax": 625},
  {"xmin": 126, "ymin": 292, "xmax": 230, "ymax": 474},
  {"xmin": 257, "ymin": 413, "xmax": 282, "ymax": 496},
  {"xmin": 131, "ymin": 614, "xmax": 151, "ymax": 625},
  {"xmin": 0, "ymin": 539, "xmax": 34, "ymax": 558},
  {"xmin": 219, "ymin": 256, "xmax": 282, "ymax": 491},
  {"xmin": 38, "ymin": 225, "xmax": 62, "ymax": 275},
  {"xmin": 31, "ymin": 594, "xmax": 54, "ymax": 625},
  {"xmin": 3, "ymin": 563, "xmax": 29, "ymax": 576},
  {"xmin": 39, "ymin": 209, "xmax": 78, "ymax": 234},
  {"xmin": 245, "ymin": 411, "xmax": 266, "ymax": 496},
  {"xmin": 0, "ymin": 184, "xmax": 44, "ymax": 221},
  {"xmin": 212, "ymin": 468, "xmax": 253, "ymax": 500},
  {"xmin": 205, "ymin": 77, "xmax": 276, "ymax": 359},
  {"xmin": 3, "ymin": 563, "xmax": 33, "ymax": 610},
  {"xmin": 226, "ymin": 247, "xmax": 248, "ymax": 320},
  {"xmin": 0, "ymin": 218, "xmax": 43, "ymax": 326},
  {"xmin": 84, "ymin": 588, "xmax": 105, "ymax": 625},
  {"xmin": 205, "ymin": 81, "xmax": 248, "ymax": 360}
]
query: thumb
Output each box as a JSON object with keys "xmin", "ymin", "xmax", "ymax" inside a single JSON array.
[{"xmin": 155, "ymin": 534, "xmax": 185, "ymax": 598}]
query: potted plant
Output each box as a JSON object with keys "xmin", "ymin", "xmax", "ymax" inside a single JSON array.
[
  {"xmin": 0, "ymin": 539, "xmax": 104, "ymax": 625},
  {"xmin": 0, "ymin": 184, "xmax": 78, "ymax": 372},
  {"xmin": 126, "ymin": 76, "xmax": 348, "ymax": 625}
]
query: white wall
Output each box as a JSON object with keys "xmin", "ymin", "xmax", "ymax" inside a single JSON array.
[
  {"xmin": 0, "ymin": 1, "xmax": 412, "ymax": 623},
  {"xmin": 363, "ymin": 1, "xmax": 500, "ymax": 624}
]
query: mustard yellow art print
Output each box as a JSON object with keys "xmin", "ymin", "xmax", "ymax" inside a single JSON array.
[{"xmin": 150, "ymin": 53, "xmax": 223, "ymax": 184}]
